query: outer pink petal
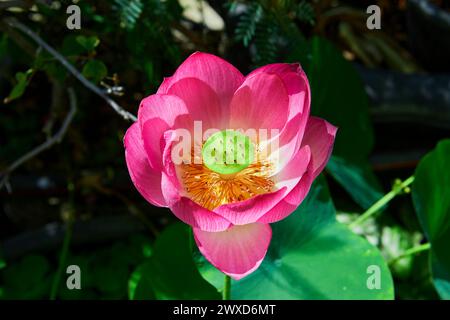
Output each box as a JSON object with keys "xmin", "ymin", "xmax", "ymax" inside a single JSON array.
[
  {"xmin": 229, "ymin": 72, "xmax": 289, "ymax": 131},
  {"xmin": 141, "ymin": 118, "xmax": 170, "ymax": 171},
  {"xmin": 138, "ymin": 94, "xmax": 192, "ymax": 170},
  {"xmin": 258, "ymin": 161, "xmax": 314, "ymax": 224},
  {"xmin": 301, "ymin": 117, "xmax": 337, "ymax": 178},
  {"xmin": 213, "ymin": 146, "xmax": 311, "ymax": 225},
  {"xmin": 161, "ymin": 173, "xmax": 231, "ymax": 232},
  {"xmin": 138, "ymin": 94, "xmax": 189, "ymax": 127},
  {"xmin": 248, "ymin": 63, "xmax": 310, "ymax": 120},
  {"xmin": 167, "ymin": 77, "xmax": 227, "ymax": 129},
  {"xmin": 157, "ymin": 52, "xmax": 244, "ymax": 109},
  {"xmin": 194, "ymin": 223, "xmax": 272, "ymax": 280},
  {"xmin": 260, "ymin": 112, "xmax": 304, "ymax": 174},
  {"xmin": 124, "ymin": 123, "xmax": 166, "ymax": 207},
  {"xmin": 250, "ymin": 64, "xmax": 311, "ymax": 172}
]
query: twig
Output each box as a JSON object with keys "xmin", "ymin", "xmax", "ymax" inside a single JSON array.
[
  {"xmin": 349, "ymin": 176, "xmax": 415, "ymax": 228},
  {"xmin": 0, "ymin": 88, "xmax": 77, "ymax": 190},
  {"xmin": 4, "ymin": 17, "xmax": 137, "ymax": 122},
  {"xmin": 49, "ymin": 215, "xmax": 74, "ymax": 300},
  {"xmin": 388, "ymin": 243, "xmax": 431, "ymax": 266}
]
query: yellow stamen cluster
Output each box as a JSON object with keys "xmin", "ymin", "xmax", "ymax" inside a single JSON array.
[{"xmin": 180, "ymin": 154, "xmax": 274, "ymax": 210}]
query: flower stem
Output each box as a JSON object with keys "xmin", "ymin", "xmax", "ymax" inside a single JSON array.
[
  {"xmin": 349, "ymin": 176, "xmax": 415, "ymax": 228},
  {"xmin": 50, "ymin": 218, "xmax": 74, "ymax": 300},
  {"xmin": 389, "ymin": 243, "xmax": 431, "ymax": 265},
  {"xmin": 222, "ymin": 275, "xmax": 231, "ymax": 300}
]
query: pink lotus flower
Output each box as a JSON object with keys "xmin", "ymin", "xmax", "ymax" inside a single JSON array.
[{"xmin": 124, "ymin": 52, "xmax": 337, "ymax": 280}]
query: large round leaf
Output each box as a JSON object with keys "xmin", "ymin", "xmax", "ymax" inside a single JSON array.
[
  {"xmin": 412, "ymin": 139, "xmax": 450, "ymax": 299},
  {"xmin": 199, "ymin": 177, "xmax": 394, "ymax": 299}
]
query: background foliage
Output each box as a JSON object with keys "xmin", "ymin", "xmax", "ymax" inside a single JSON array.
[{"xmin": 0, "ymin": 0, "xmax": 449, "ymax": 300}]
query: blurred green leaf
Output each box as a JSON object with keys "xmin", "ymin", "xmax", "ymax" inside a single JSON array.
[
  {"xmin": 4, "ymin": 69, "xmax": 34, "ymax": 104},
  {"xmin": 292, "ymin": 36, "xmax": 381, "ymax": 208},
  {"xmin": 199, "ymin": 177, "xmax": 394, "ymax": 299},
  {"xmin": 82, "ymin": 59, "xmax": 108, "ymax": 84},
  {"xmin": 2, "ymin": 255, "xmax": 52, "ymax": 299},
  {"xmin": 130, "ymin": 223, "xmax": 220, "ymax": 300},
  {"xmin": 327, "ymin": 156, "xmax": 383, "ymax": 209},
  {"xmin": 380, "ymin": 226, "xmax": 422, "ymax": 278},
  {"xmin": 302, "ymin": 36, "xmax": 374, "ymax": 161},
  {"xmin": 128, "ymin": 265, "xmax": 155, "ymax": 300},
  {"xmin": 76, "ymin": 35, "xmax": 100, "ymax": 52},
  {"xmin": 412, "ymin": 139, "xmax": 450, "ymax": 299},
  {"xmin": 0, "ymin": 249, "xmax": 5, "ymax": 270},
  {"xmin": 61, "ymin": 35, "xmax": 87, "ymax": 56}
]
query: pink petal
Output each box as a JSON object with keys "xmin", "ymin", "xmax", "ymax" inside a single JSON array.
[
  {"xmin": 194, "ymin": 223, "xmax": 272, "ymax": 280},
  {"xmin": 157, "ymin": 52, "xmax": 244, "ymax": 109},
  {"xmin": 248, "ymin": 64, "xmax": 311, "ymax": 164},
  {"xmin": 156, "ymin": 76, "xmax": 173, "ymax": 94},
  {"xmin": 213, "ymin": 146, "xmax": 311, "ymax": 225},
  {"xmin": 141, "ymin": 118, "xmax": 170, "ymax": 171},
  {"xmin": 260, "ymin": 112, "xmax": 304, "ymax": 174},
  {"xmin": 248, "ymin": 63, "xmax": 311, "ymax": 121},
  {"xmin": 214, "ymin": 187, "xmax": 288, "ymax": 225},
  {"xmin": 301, "ymin": 117, "xmax": 337, "ymax": 178},
  {"xmin": 161, "ymin": 173, "xmax": 231, "ymax": 232},
  {"xmin": 229, "ymin": 72, "xmax": 289, "ymax": 131},
  {"xmin": 138, "ymin": 94, "xmax": 189, "ymax": 127},
  {"xmin": 138, "ymin": 94, "xmax": 192, "ymax": 170},
  {"xmin": 124, "ymin": 123, "xmax": 166, "ymax": 207},
  {"xmin": 167, "ymin": 77, "xmax": 227, "ymax": 129},
  {"xmin": 258, "ymin": 161, "xmax": 314, "ymax": 224}
]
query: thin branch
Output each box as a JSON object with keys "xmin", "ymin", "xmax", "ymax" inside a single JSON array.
[
  {"xmin": 0, "ymin": 0, "xmax": 26, "ymax": 10},
  {"xmin": 0, "ymin": 87, "xmax": 77, "ymax": 190},
  {"xmin": 388, "ymin": 243, "xmax": 431, "ymax": 266},
  {"xmin": 4, "ymin": 17, "xmax": 137, "ymax": 122},
  {"xmin": 349, "ymin": 176, "xmax": 415, "ymax": 228}
]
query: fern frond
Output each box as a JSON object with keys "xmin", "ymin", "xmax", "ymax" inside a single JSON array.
[
  {"xmin": 235, "ymin": 3, "xmax": 264, "ymax": 47},
  {"xmin": 114, "ymin": 0, "xmax": 144, "ymax": 30},
  {"xmin": 296, "ymin": 0, "xmax": 315, "ymax": 26}
]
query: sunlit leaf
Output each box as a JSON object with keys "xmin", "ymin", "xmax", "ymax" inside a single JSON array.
[
  {"xmin": 327, "ymin": 156, "xmax": 383, "ymax": 209},
  {"xmin": 412, "ymin": 139, "xmax": 450, "ymax": 299},
  {"xmin": 4, "ymin": 69, "xmax": 34, "ymax": 104},
  {"xmin": 76, "ymin": 35, "xmax": 100, "ymax": 52},
  {"xmin": 82, "ymin": 59, "xmax": 108, "ymax": 84}
]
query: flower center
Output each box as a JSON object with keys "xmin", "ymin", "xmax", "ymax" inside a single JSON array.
[
  {"xmin": 180, "ymin": 131, "xmax": 274, "ymax": 210},
  {"xmin": 202, "ymin": 130, "xmax": 255, "ymax": 175}
]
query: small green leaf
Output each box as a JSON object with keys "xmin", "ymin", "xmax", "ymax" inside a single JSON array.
[
  {"xmin": 199, "ymin": 177, "xmax": 394, "ymax": 300},
  {"xmin": 4, "ymin": 69, "xmax": 33, "ymax": 104},
  {"xmin": 61, "ymin": 35, "xmax": 87, "ymax": 56},
  {"xmin": 76, "ymin": 35, "xmax": 100, "ymax": 52},
  {"xmin": 82, "ymin": 59, "xmax": 107, "ymax": 84},
  {"xmin": 128, "ymin": 265, "xmax": 155, "ymax": 300},
  {"xmin": 0, "ymin": 252, "xmax": 6, "ymax": 270},
  {"xmin": 2, "ymin": 255, "xmax": 52, "ymax": 299},
  {"xmin": 412, "ymin": 139, "xmax": 450, "ymax": 299},
  {"xmin": 327, "ymin": 156, "xmax": 384, "ymax": 209},
  {"xmin": 130, "ymin": 223, "xmax": 220, "ymax": 300}
]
